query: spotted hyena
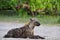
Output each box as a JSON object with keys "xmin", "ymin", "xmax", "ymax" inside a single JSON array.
[{"xmin": 4, "ymin": 18, "xmax": 45, "ymax": 39}]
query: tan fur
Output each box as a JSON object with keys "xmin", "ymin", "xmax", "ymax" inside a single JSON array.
[{"xmin": 4, "ymin": 18, "xmax": 45, "ymax": 39}]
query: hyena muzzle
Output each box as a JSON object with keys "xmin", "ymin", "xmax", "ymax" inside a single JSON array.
[{"xmin": 4, "ymin": 18, "xmax": 45, "ymax": 39}]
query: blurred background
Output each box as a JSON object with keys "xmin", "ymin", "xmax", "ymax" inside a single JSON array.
[
  {"xmin": 0, "ymin": 0, "xmax": 60, "ymax": 24},
  {"xmin": 0, "ymin": 0, "xmax": 60, "ymax": 39}
]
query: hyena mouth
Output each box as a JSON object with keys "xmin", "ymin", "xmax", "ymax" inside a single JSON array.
[
  {"xmin": 36, "ymin": 22, "xmax": 40, "ymax": 26},
  {"xmin": 37, "ymin": 24, "xmax": 40, "ymax": 26}
]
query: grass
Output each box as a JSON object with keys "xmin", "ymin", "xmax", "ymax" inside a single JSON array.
[
  {"xmin": 36, "ymin": 15, "xmax": 60, "ymax": 24},
  {"xmin": 0, "ymin": 15, "xmax": 60, "ymax": 24}
]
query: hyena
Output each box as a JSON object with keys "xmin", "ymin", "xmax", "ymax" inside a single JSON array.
[{"xmin": 4, "ymin": 18, "xmax": 45, "ymax": 39}]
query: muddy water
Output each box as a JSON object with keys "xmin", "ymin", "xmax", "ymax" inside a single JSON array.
[{"xmin": 0, "ymin": 22, "xmax": 60, "ymax": 40}]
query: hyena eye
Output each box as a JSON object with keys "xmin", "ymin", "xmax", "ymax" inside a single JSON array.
[{"xmin": 35, "ymin": 21, "xmax": 39, "ymax": 23}]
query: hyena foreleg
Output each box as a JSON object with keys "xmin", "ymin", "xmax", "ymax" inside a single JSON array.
[{"xmin": 29, "ymin": 35, "xmax": 45, "ymax": 39}]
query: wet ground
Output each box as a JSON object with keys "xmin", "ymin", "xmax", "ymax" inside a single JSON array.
[{"xmin": 0, "ymin": 22, "xmax": 60, "ymax": 40}]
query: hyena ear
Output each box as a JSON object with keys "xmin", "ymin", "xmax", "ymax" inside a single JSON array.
[
  {"xmin": 30, "ymin": 18, "xmax": 38, "ymax": 21},
  {"xmin": 30, "ymin": 18, "xmax": 34, "ymax": 21}
]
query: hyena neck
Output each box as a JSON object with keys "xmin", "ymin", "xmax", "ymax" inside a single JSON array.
[
  {"xmin": 24, "ymin": 22, "xmax": 35, "ymax": 29},
  {"xmin": 29, "ymin": 23, "xmax": 35, "ymax": 29}
]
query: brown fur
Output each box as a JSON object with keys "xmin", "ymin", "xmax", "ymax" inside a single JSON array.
[{"xmin": 4, "ymin": 18, "xmax": 45, "ymax": 39}]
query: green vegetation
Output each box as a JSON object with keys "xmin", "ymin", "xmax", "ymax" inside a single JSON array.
[
  {"xmin": 0, "ymin": 15, "xmax": 60, "ymax": 24},
  {"xmin": 0, "ymin": 0, "xmax": 60, "ymax": 16},
  {"xmin": 0, "ymin": 0, "xmax": 60, "ymax": 24}
]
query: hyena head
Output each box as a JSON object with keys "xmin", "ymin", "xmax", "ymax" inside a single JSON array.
[{"xmin": 30, "ymin": 18, "xmax": 40, "ymax": 26}]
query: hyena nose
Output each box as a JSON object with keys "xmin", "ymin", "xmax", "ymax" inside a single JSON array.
[
  {"xmin": 38, "ymin": 23, "xmax": 40, "ymax": 26},
  {"xmin": 36, "ymin": 22, "xmax": 40, "ymax": 26}
]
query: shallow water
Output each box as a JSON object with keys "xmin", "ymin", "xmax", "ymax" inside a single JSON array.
[{"xmin": 0, "ymin": 22, "xmax": 60, "ymax": 40}]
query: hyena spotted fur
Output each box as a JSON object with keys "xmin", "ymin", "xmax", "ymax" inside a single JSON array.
[{"xmin": 4, "ymin": 18, "xmax": 45, "ymax": 39}]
